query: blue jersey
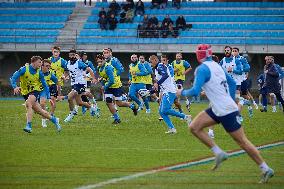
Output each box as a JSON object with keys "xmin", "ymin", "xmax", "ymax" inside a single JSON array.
[
  {"xmin": 257, "ymin": 73, "xmax": 265, "ymax": 89},
  {"xmin": 275, "ymin": 64, "xmax": 284, "ymax": 79}
]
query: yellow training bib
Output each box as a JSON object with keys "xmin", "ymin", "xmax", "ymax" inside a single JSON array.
[{"xmin": 98, "ymin": 64, "xmax": 122, "ymax": 88}]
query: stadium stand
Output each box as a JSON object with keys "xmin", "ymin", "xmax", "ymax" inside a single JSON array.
[
  {"xmin": 78, "ymin": 1, "xmax": 284, "ymax": 45},
  {"xmin": 0, "ymin": 2, "xmax": 75, "ymax": 44}
]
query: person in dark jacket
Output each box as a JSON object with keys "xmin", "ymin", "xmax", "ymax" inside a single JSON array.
[
  {"xmin": 109, "ymin": 0, "xmax": 121, "ymax": 15},
  {"xmin": 108, "ymin": 14, "xmax": 118, "ymax": 30},
  {"xmin": 263, "ymin": 56, "xmax": 284, "ymax": 112},
  {"xmin": 98, "ymin": 14, "xmax": 108, "ymax": 30},
  {"xmin": 98, "ymin": 7, "xmax": 107, "ymax": 18},
  {"xmin": 176, "ymin": 15, "xmax": 186, "ymax": 30},
  {"xmin": 257, "ymin": 72, "xmax": 268, "ymax": 112},
  {"xmin": 162, "ymin": 15, "xmax": 173, "ymax": 27},
  {"xmin": 149, "ymin": 16, "xmax": 159, "ymax": 26},
  {"xmin": 135, "ymin": 0, "xmax": 145, "ymax": 16}
]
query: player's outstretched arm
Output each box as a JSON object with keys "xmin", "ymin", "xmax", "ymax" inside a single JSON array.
[{"xmin": 181, "ymin": 64, "xmax": 210, "ymax": 97}]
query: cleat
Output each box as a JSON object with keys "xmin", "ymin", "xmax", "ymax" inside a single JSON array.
[
  {"xmin": 259, "ymin": 168, "xmax": 274, "ymax": 184},
  {"xmin": 132, "ymin": 106, "xmax": 138, "ymax": 116},
  {"xmin": 64, "ymin": 113, "xmax": 74, "ymax": 122},
  {"xmin": 260, "ymin": 108, "xmax": 267, "ymax": 112},
  {"xmin": 212, "ymin": 152, "xmax": 228, "ymax": 171},
  {"xmin": 146, "ymin": 109, "xmax": 151, "ymax": 114},
  {"xmin": 165, "ymin": 128, "xmax": 177, "ymax": 134},
  {"xmin": 208, "ymin": 129, "xmax": 215, "ymax": 139},
  {"xmin": 82, "ymin": 106, "xmax": 87, "ymax": 115},
  {"xmin": 112, "ymin": 119, "xmax": 121, "ymax": 124},
  {"xmin": 73, "ymin": 106, "xmax": 78, "ymax": 115},
  {"xmin": 248, "ymin": 107, "xmax": 253, "ymax": 118},
  {"xmin": 42, "ymin": 119, "xmax": 47, "ymax": 128},
  {"xmin": 54, "ymin": 118, "xmax": 61, "ymax": 132},
  {"xmin": 137, "ymin": 102, "xmax": 144, "ymax": 112},
  {"xmin": 95, "ymin": 107, "xmax": 101, "ymax": 118},
  {"xmin": 90, "ymin": 106, "xmax": 96, "ymax": 116},
  {"xmin": 184, "ymin": 115, "xmax": 192, "ymax": 125},
  {"xmin": 185, "ymin": 99, "xmax": 191, "ymax": 112},
  {"xmin": 23, "ymin": 128, "xmax": 32, "ymax": 133},
  {"xmin": 159, "ymin": 117, "xmax": 163, "ymax": 121},
  {"xmin": 253, "ymin": 102, "xmax": 258, "ymax": 110}
]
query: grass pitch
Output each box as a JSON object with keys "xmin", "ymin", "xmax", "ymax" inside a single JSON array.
[{"xmin": 0, "ymin": 100, "xmax": 283, "ymax": 189}]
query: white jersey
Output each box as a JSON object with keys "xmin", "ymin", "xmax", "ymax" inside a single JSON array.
[
  {"xmin": 155, "ymin": 63, "xmax": 177, "ymax": 94},
  {"xmin": 66, "ymin": 60, "xmax": 86, "ymax": 86},
  {"xmin": 220, "ymin": 57, "xmax": 243, "ymax": 85},
  {"xmin": 202, "ymin": 61, "xmax": 238, "ymax": 116}
]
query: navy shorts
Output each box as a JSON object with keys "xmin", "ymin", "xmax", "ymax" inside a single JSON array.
[
  {"xmin": 176, "ymin": 79, "xmax": 184, "ymax": 89},
  {"xmin": 146, "ymin": 84, "xmax": 153, "ymax": 91},
  {"xmin": 49, "ymin": 84, "xmax": 58, "ymax": 97},
  {"xmin": 72, "ymin": 84, "xmax": 86, "ymax": 94},
  {"xmin": 240, "ymin": 80, "xmax": 248, "ymax": 95},
  {"xmin": 24, "ymin": 91, "xmax": 41, "ymax": 102},
  {"xmin": 205, "ymin": 108, "xmax": 242, "ymax": 133},
  {"xmin": 105, "ymin": 87, "xmax": 123, "ymax": 100}
]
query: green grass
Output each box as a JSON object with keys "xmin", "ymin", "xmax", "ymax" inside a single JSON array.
[{"xmin": 0, "ymin": 100, "xmax": 283, "ymax": 189}]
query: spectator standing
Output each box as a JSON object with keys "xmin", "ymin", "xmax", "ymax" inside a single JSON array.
[{"xmin": 135, "ymin": 0, "xmax": 145, "ymax": 16}]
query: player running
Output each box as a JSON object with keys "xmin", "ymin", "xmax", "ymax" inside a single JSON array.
[
  {"xmin": 171, "ymin": 52, "xmax": 192, "ymax": 112},
  {"xmin": 48, "ymin": 46, "xmax": 67, "ymax": 97},
  {"xmin": 96, "ymin": 54, "xmax": 138, "ymax": 124},
  {"xmin": 10, "ymin": 56, "xmax": 61, "ymax": 133},
  {"xmin": 231, "ymin": 47, "xmax": 255, "ymax": 118},
  {"xmin": 39, "ymin": 59, "xmax": 59, "ymax": 128},
  {"xmin": 129, "ymin": 54, "xmax": 150, "ymax": 112},
  {"xmin": 177, "ymin": 44, "xmax": 274, "ymax": 184},
  {"xmin": 151, "ymin": 54, "xmax": 191, "ymax": 134},
  {"xmin": 64, "ymin": 50, "xmax": 97, "ymax": 122}
]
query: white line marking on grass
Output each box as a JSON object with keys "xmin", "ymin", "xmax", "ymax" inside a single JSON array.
[{"xmin": 75, "ymin": 141, "xmax": 284, "ymax": 189}]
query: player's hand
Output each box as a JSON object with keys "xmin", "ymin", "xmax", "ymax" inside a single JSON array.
[
  {"xmin": 91, "ymin": 78, "xmax": 97, "ymax": 84},
  {"xmin": 200, "ymin": 91, "xmax": 206, "ymax": 96},
  {"xmin": 131, "ymin": 71, "xmax": 136, "ymax": 76},
  {"xmin": 264, "ymin": 70, "xmax": 268, "ymax": 74},
  {"xmin": 227, "ymin": 66, "xmax": 233, "ymax": 72},
  {"xmin": 49, "ymin": 99, "xmax": 55, "ymax": 107},
  {"xmin": 176, "ymin": 88, "xmax": 183, "ymax": 96},
  {"xmin": 63, "ymin": 75, "xmax": 69, "ymax": 81},
  {"xmin": 153, "ymin": 83, "xmax": 159, "ymax": 91},
  {"xmin": 174, "ymin": 68, "xmax": 179, "ymax": 72},
  {"xmin": 101, "ymin": 86, "xmax": 104, "ymax": 90},
  {"xmin": 13, "ymin": 87, "xmax": 21, "ymax": 95}
]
